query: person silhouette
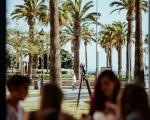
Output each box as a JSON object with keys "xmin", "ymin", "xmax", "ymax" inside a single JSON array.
[{"xmin": 6, "ymin": 75, "xmax": 31, "ymax": 120}]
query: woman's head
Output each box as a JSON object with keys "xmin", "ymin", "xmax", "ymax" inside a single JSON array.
[
  {"xmin": 40, "ymin": 84, "xmax": 63, "ymax": 111},
  {"xmin": 119, "ymin": 84, "xmax": 150, "ymax": 120},
  {"xmin": 90, "ymin": 70, "xmax": 120, "ymax": 114}
]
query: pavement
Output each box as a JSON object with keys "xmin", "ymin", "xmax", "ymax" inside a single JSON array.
[
  {"xmin": 29, "ymin": 86, "xmax": 92, "ymax": 98},
  {"xmin": 21, "ymin": 86, "xmax": 92, "ymax": 107}
]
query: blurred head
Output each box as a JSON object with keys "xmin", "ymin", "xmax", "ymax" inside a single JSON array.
[
  {"xmin": 40, "ymin": 84, "xmax": 63, "ymax": 111},
  {"xmin": 90, "ymin": 70, "xmax": 120, "ymax": 114},
  {"xmin": 119, "ymin": 84, "xmax": 150, "ymax": 120},
  {"xmin": 7, "ymin": 75, "xmax": 31, "ymax": 100}
]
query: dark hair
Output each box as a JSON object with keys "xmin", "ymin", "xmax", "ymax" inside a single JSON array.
[
  {"xmin": 90, "ymin": 70, "xmax": 120, "ymax": 115},
  {"xmin": 7, "ymin": 75, "xmax": 31, "ymax": 91},
  {"xmin": 40, "ymin": 84, "xmax": 63, "ymax": 111},
  {"xmin": 120, "ymin": 84, "xmax": 150, "ymax": 120}
]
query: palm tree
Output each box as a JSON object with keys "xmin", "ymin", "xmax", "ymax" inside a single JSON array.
[
  {"xmin": 43, "ymin": 1, "xmax": 70, "ymax": 27},
  {"xmin": 6, "ymin": 29, "xmax": 27, "ymax": 74},
  {"xmin": 81, "ymin": 25, "xmax": 94, "ymax": 71},
  {"xmin": 110, "ymin": 0, "xmax": 148, "ymax": 79},
  {"xmin": 11, "ymin": 0, "xmax": 47, "ymax": 77},
  {"xmin": 100, "ymin": 24, "xmax": 115, "ymax": 68},
  {"xmin": 61, "ymin": 24, "xmax": 94, "ymax": 72},
  {"xmin": 63, "ymin": 0, "xmax": 100, "ymax": 79},
  {"xmin": 134, "ymin": 0, "xmax": 145, "ymax": 87},
  {"xmin": 100, "ymin": 40, "xmax": 110, "ymax": 67},
  {"xmin": 111, "ymin": 21, "xmax": 127, "ymax": 79},
  {"xmin": 50, "ymin": 0, "xmax": 61, "ymax": 85}
]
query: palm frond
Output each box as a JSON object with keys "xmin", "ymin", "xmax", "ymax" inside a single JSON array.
[{"xmin": 79, "ymin": 1, "xmax": 93, "ymax": 19}]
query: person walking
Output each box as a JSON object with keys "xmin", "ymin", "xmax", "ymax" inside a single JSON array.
[{"xmin": 72, "ymin": 73, "xmax": 77, "ymax": 90}]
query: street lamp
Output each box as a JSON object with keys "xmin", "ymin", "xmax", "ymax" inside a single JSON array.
[
  {"xmin": 39, "ymin": 29, "xmax": 45, "ymax": 88},
  {"xmin": 95, "ymin": 0, "xmax": 99, "ymax": 79},
  {"xmin": 148, "ymin": 0, "xmax": 150, "ymax": 98}
]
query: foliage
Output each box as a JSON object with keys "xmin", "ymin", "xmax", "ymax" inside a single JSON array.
[
  {"xmin": 61, "ymin": 0, "xmax": 100, "ymax": 79},
  {"xmin": 43, "ymin": 1, "xmax": 70, "ymax": 27},
  {"xmin": 111, "ymin": 21, "xmax": 127, "ymax": 50},
  {"xmin": 144, "ymin": 34, "xmax": 149, "ymax": 45},
  {"xmin": 81, "ymin": 25, "xmax": 95, "ymax": 44},
  {"xmin": 61, "ymin": 49, "xmax": 73, "ymax": 69},
  {"xmin": 100, "ymin": 22, "xmax": 127, "ymax": 53},
  {"xmin": 63, "ymin": 0, "xmax": 100, "ymax": 25},
  {"xmin": 11, "ymin": 0, "xmax": 48, "ymax": 23},
  {"xmin": 110, "ymin": 0, "xmax": 148, "ymax": 79},
  {"xmin": 110, "ymin": 0, "xmax": 148, "ymax": 15},
  {"xmin": 99, "ymin": 21, "xmax": 127, "ymax": 77},
  {"xmin": 6, "ymin": 49, "xmax": 17, "ymax": 69}
]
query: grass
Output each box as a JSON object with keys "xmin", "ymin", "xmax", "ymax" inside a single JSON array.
[
  {"xmin": 21, "ymin": 90, "xmax": 89, "ymax": 119},
  {"xmin": 62, "ymin": 99, "xmax": 89, "ymax": 118},
  {"xmin": 22, "ymin": 98, "xmax": 89, "ymax": 119}
]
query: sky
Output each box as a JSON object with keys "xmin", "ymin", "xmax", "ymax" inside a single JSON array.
[{"xmin": 7, "ymin": 0, "xmax": 149, "ymax": 72}]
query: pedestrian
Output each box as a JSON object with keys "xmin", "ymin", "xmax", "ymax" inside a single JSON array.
[
  {"xmin": 72, "ymin": 73, "xmax": 77, "ymax": 90},
  {"xmin": 117, "ymin": 84, "xmax": 150, "ymax": 120},
  {"xmin": 81, "ymin": 70, "xmax": 120, "ymax": 120},
  {"xmin": 26, "ymin": 83, "xmax": 76, "ymax": 120},
  {"xmin": 6, "ymin": 75, "xmax": 31, "ymax": 120}
]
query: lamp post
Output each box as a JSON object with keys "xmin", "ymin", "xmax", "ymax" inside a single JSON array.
[
  {"xmin": 148, "ymin": 0, "xmax": 150, "ymax": 97},
  {"xmin": 95, "ymin": 0, "xmax": 99, "ymax": 79},
  {"xmin": 128, "ymin": 40, "xmax": 131, "ymax": 84},
  {"xmin": 39, "ymin": 29, "xmax": 45, "ymax": 88}
]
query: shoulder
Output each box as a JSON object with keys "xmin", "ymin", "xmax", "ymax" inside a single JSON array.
[
  {"xmin": 93, "ymin": 111, "xmax": 116, "ymax": 120},
  {"xmin": 6, "ymin": 103, "xmax": 17, "ymax": 120},
  {"xmin": 93, "ymin": 112, "xmax": 106, "ymax": 120},
  {"xmin": 18, "ymin": 104, "xmax": 24, "ymax": 112},
  {"xmin": 7, "ymin": 103, "xmax": 16, "ymax": 114}
]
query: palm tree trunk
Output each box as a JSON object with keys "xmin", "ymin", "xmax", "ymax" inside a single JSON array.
[
  {"xmin": 47, "ymin": 53, "xmax": 49, "ymax": 73},
  {"xmin": 109, "ymin": 46, "xmax": 112, "ymax": 69},
  {"xmin": 134, "ymin": 0, "xmax": 145, "ymax": 87},
  {"xmin": 84, "ymin": 41, "xmax": 88, "ymax": 71},
  {"xmin": 106, "ymin": 49, "xmax": 109, "ymax": 67},
  {"xmin": 118, "ymin": 46, "xmax": 122, "ymax": 79},
  {"xmin": 47, "ymin": 43, "xmax": 49, "ymax": 73},
  {"xmin": 10, "ymin": 56, "xmax": 14, "ymax": 74},
  {"xmin": 19, "ymin": 53, "xmax": 23, "ymax": 74},
  {"xmin": 126, "ymin": 11, "xmax": 134, "ymax": 80},
  {"xmin": 73, "ymin": 22, "xmax": 80, "ymax": 80},
  {"xmin": 50, "ymin": 0, "xmax": 61, "ymax": 85},
  {"xmin": 32, "ymin": 54, "xmax": 38, "ymax": 74},
  {"xmin": 28, "ymin": 53, "xmax": 32, "ymax": 78},
  {"xmin": 28, "ymin": 16, "xmax": 35, "ymax": 77},
  {"xmin": 20, "ymin": 54, "xmax": 23, "ymax": 75},
  {"xmin": 71, "ymin": 45, "xmax": 74, "ymax": 69}
]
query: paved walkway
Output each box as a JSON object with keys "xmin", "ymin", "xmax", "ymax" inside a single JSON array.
[{"xmin": 21, "ymin": 87, "xmax": 91, "ymax": 107}]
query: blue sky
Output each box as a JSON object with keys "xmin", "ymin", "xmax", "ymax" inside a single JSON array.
[{"xmin": 7, "ymin": 0, "xmax": 149, "ymax": 72}]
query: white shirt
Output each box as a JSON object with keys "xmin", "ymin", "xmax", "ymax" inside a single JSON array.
[
  {"xmin": 73, "ymin": 75, "xmax": 76, "ymax": 83},
  {"xmin": 7, "ymin": 103, "xmax": 24, "ymax": 120},
  {"xmin": 93, "ymin": 111, "xmax": 116, "ymax": 120}
]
